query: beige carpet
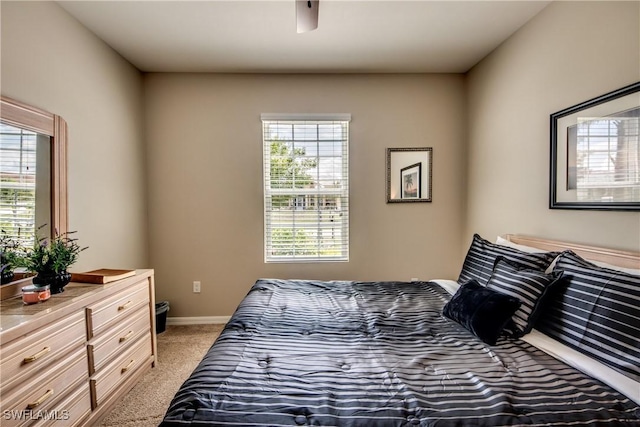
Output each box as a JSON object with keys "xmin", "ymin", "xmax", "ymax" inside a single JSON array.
[{"xmin": 98, "ymin": 324, "xmax": 224, "ymax": 427}]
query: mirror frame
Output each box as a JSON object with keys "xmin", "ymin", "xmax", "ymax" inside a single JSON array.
[
  {"xmin": 386, "ymin": 147, "xmax": 433, "ymax": 203},
  {"xmin": 0, "ymin": 96, "xmax": 68, "ymax": 298}
]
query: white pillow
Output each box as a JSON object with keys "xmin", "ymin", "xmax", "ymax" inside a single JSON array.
[
  {"xmin": 430, "ymin": 279, "xmax": 460, "ymax": 295},
  {"xmin": 495, "ymin": 236, "xmax": 547, "ymax": 253}
]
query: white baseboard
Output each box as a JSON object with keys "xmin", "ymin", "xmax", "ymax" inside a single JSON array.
[{"xmin": 166, "ymin": 316, "xmax": 230, "ymax": 325}]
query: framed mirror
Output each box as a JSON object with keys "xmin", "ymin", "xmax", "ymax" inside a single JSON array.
[
  {"xmin": 0, "ymin": 96, "xmax": 68, "ymax": 297},
  {"xmin": 550, "ymin": 82, "xmax": 640, "ymax": 210},
  {"xmin": 386, "ymin": 147, "xmax": 433, "ymax": 203}
]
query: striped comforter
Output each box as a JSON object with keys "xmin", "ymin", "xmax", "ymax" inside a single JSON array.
[{"xmin": 160, "ymin": 279, "xmax": 640, "ymax": 426}]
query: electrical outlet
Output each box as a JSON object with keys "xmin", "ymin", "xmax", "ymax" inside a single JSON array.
[{"xmin": 193, "ymin": 281, "xmax": 201, "ymax": 293}]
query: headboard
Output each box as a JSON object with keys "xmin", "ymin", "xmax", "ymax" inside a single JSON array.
[{"xmin": 503, "ymin": 234, "xmax": 640, "ymax": 270}]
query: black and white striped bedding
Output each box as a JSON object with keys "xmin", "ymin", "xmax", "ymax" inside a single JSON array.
[
  {"xmin": 458, "ymin": 234, "xmax": 558, "ymax": 287},
  {"xmin": 160, "ymin": 279, "xmax": 640, "ymax": 427},
  {"xmin": 537, "ymin": 250, "xmax": 640, "ymax": 383}
]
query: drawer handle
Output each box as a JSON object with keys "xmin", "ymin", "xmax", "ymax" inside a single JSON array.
[
  {"xmin": 26, "ymin": 389, "xmax": 54, "ymax": 409},
  {"xmin": 119, "ymin": 330, "xmax": 134, "ymax": 343},
  {"xmin": 118, "ymin": 300, "xmax": 132, "ymax": 311},
  {"xmin": 121, "ymin": 359, "xmax": 135, "ymax": 374},
  {"xmin": 23, "ymin": 346, "xmax": 51, "ymax": 364}
]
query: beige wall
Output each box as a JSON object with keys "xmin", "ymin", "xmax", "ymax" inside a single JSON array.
[
  {"xmin": 4, "ymin": 1, "xmax": 638, "ymax": 319},
  {"xmin": 144, "ymin": 74, "xmax": 467, "ymax": 316},
  {"xmin": 1, "ymin": 2, "xmax": 148, "ymax": 270},
  {"xmin": 466, "ymin": 1, "xmax": 640, "ymax": 252}
]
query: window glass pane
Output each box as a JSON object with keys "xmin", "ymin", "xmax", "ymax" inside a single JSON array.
[
  {"xmin": 293, "ymin": 124, "xmax": 317, "ymax": 141},
  {"xmin": 263, "ymin": 118, "xmax": 349, "ymax": 262}
]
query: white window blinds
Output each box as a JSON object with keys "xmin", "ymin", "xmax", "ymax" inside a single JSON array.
[
  {"xmin": 569, "ymin": 112, "xmax": 640, "ymax": 202},
  {"xmin": 0, "ymin": 123, "xmax": 37, "ymax": 247},
  {"xmin": 262, "ymin": 114, "xmax": 350, "ymax": 262}
]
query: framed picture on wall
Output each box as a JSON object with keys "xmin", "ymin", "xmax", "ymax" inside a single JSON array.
[
  {"xmin": 550, "ymin": 82, "xmax": 640, "ymax": 210},
  {"xmin": 386, "ymin": 147, "xmax": 432, "ymax": 203},
  {"xmin": 400, "ymin": 163, "xmax": 421, "ymax": 199}
]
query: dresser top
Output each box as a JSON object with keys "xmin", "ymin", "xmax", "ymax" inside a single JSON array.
[{"xmin": 0, "ymin": 269, "xmax": 153, "ymax": 343}]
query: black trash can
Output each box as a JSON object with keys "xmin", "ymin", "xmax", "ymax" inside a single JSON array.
[{"xmin": 155, "ymin": 301, "xmax": 170, "ymax": 334}]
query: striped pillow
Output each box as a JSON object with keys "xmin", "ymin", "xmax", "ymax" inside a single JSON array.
[
  {"xmin": 486, "ymin": 257, "xmax": 563, "ymax": 337},
  {"xmin": 458, "ymin": 234, "xmax": 558, "ymax": 286},
  {"xmin": 536, "ymin": 250, "xmax": 640, "ymax": 382}
]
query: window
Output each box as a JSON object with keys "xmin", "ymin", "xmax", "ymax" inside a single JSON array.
[
  {"xmin": 0, "ymin": 123, "xmax": 38, "ymax": 247},
  {"xmin": 262, "ymin": 114, "xmax": 350, "ymax": 262}
]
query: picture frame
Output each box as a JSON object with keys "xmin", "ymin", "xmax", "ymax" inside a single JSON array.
[
  {"xmin": 386, "ymin": 147, "xmax": 432, "ymax": 203},
  {"xmin": 550, "ymin": 82, "xmax": 640, "ymax": 210}
]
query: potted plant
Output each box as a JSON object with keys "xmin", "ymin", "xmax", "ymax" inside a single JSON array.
[
  {"xmin": 19, "ymin": 229, "xmax": 87, "ymax": 294},
  {"xmin": 0, "ymin": 231, "xmax": 22, "ymax": 284}
]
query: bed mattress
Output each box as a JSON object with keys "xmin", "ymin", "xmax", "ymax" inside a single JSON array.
[{"xmin": 160, "ymin": 279, "xmax": 640, "ymax": 426}]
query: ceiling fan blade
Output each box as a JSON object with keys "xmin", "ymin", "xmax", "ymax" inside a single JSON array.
[{"xmin": 296, "ymin": 0, "xmax": 319, "ymax": 33}]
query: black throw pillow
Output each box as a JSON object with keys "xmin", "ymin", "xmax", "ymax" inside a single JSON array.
[{"xmin": 443, "ymin": 279, "xmax": 521, "ymax": 345}]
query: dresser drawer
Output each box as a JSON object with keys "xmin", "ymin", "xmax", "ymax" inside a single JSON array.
[
  {"xmin": 31, "ymin": 382, "xmax": 91, "ymax": 427},
  {"xmin": 1, "ymin": 345, "xmax": 87, "ymax": 427},
  {"xmin": 87, "ymin": 305, "xmax": 150, "ymax": 375},
  {"xmin": 86, "ymin": 280, "xmax": 149, "ymax": 339},
  {"xmin": 0, "ymin": 311, "xmax": 86, "ymax": 394},
  {"xmin": 0, "ymin": 270, "xmax": 155, "ymax": 427},
  {"xmin": 90, "ymin": 332, "xmax": 152, "ymax": 409}
]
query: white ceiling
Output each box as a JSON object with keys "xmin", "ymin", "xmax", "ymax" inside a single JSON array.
[{"xmin": 58, "ymin": 0, "xmax": 551, "ymax": 73}]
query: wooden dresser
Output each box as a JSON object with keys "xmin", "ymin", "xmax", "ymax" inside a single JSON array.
[{"xmin": 0, "ymin": 270, "xmax": 156, "ymax": 426}]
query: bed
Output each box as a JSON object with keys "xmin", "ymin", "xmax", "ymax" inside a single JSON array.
[{"xmin": 160, "ymin": 234, "xmax": 640, "ymax": 426}]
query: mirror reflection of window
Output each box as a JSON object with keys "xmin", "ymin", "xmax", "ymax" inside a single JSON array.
[
  {"xmin": 567, "ymin": 108, "xmax": 640, "ymax": 203},
  {"xmin": 0, "ymin": 123, "xmax": 51, "ymax": 248}
]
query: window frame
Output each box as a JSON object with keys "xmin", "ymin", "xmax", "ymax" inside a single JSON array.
[{"xmin": 262, "ymin": 113, "xmax": 350, "ymax": 263}]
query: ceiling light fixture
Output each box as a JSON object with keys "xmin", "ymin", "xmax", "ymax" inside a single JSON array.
[{"xmin": 296, "ymin": 0, "xmax": 319, "ymax": 33}]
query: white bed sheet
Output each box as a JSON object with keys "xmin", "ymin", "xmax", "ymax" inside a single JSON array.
[{"xmin": 430, "ymin": 279, "xmax": 640, "ymax": 406}]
